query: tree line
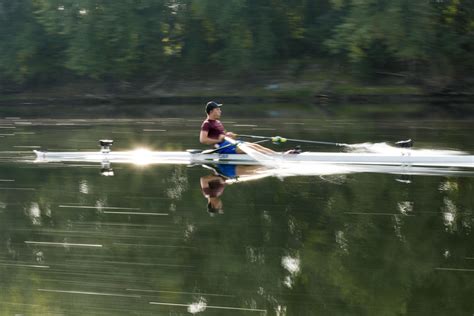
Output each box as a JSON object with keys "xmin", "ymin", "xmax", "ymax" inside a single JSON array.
[{"xmin": 1, "ymin": 0, "xmax": 473, "ymax": 88}]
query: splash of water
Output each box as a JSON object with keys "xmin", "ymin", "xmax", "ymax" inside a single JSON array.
[
  {"xmin": 345, "ymin": 142, "xmax": 466, "ymax": 155},
  {"xmin": 187, "ymin": 297, "xmax": 207, "ymax": 314}
]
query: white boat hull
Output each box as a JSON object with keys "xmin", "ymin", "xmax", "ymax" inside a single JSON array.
[{"xmin": 34, "ymin": 150, "xmax": 474, "ymax": 168}]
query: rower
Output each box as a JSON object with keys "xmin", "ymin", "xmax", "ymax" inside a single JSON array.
[{"xmin": 199, "ymin": 101, "xmax": 276, "ymax": 155}]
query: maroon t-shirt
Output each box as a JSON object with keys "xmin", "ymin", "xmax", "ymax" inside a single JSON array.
[
  {"xmin": 202, "ymin": 179, "xmax": 225, "ymax": 197},
  {"xmin": 201, "ymin": 119, "xmax": 225, "ymax": 139}
]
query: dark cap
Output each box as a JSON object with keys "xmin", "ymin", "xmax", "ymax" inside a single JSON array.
[
  {"xmin": 207, "ymin": 202, "xmax": 223, "ymax": 215},
  {"xmin": 205, "ymin": 101, "xmax": 222, "ymax": 114}
]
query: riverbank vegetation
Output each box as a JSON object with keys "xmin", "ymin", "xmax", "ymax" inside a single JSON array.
[{"xmin": 1, "ymin": 0, "xmax": 473, "ymax": 96}]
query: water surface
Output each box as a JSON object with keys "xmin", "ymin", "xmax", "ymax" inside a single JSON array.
[{"xmin": 0, "ymin": 104, "xmax": 473, "ymax": 315}]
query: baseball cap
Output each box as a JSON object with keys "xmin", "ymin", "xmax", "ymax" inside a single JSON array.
[
  {"xmin": 207, "ymin": 202, "xmax": 224, "ymax": 216},
  {"xmin": 205, "ymin": 101, "xmax": 222, "ymax": 114}
]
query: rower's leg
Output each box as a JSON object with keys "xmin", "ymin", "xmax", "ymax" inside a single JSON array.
[
  {"xmin": 235, "ymin": 165, "xmax": 265, "ymax": 176},
  {"xmin": 256, "ymin": 144, "xmax": 276, "ymax": 154},
  {"xmin": 247, "ymin": 143, "xmax": 276, "ymax": 154}
]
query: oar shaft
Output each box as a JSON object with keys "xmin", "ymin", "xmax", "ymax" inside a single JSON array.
[
  {"xmin": 285, "ymin": 138, "xmax": 347, "ymax": 146},
  {"xmin": 237, "ymin": 134, "xmax": 347, "ymax": 147},
  {"xmin": 237, "ymin": 134, "xmax": 268, "ymax": 140},
  {"xmin": 201, "ymin": 141, "xmax": 237, "ymax": 154},
  {"xmin": 201, "ymin": 138, "xmax": 267, "ymax": 154}
]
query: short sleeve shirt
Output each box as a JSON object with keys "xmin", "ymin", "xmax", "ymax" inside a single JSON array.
[
  {"xmin": 202, "ymin": 179, "xmax": 225, "ymax": 197},
  {"xmin": 201, "ymin": 119, "xmax": 225, "ymax": 139}
]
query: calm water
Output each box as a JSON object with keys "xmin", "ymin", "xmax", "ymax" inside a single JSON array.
[{"xmin": 1, "ymin": 104, "xmax": 474, "ymax": 315}]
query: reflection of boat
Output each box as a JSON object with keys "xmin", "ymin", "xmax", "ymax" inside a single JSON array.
[
  {"xmin": 34, "ymin": 148, "xmax": 474, "ymax": 168},
  {"xmin": 218, "ymin": 164, "xmax": 474, "ymax": 183}
]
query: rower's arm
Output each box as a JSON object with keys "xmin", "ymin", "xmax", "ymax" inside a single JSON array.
[
  {"xmin": 200, "ymin": 175, "xmax": 224, "ymax": 191},
  {"xmin": 225, "ymin": 132, "xmax": 237, "ymax": 139},
  {"xmin": 200, "ymin": 130, "xmax": 225, "ymax": 145}
]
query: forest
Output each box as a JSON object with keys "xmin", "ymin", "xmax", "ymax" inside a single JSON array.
[{"xmin": 1, "ymin": 0, "xmax": 473, "ymax": 92}]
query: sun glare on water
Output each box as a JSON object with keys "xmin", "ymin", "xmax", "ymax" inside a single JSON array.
[{"xmin": 131, "ymin": 148, "xmax": 153, "ymax": 165}]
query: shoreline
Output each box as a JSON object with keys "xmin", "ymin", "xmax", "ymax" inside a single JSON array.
[{"xmin": 1, "ymin": 92, "xmax": 473, "ymax": 107}]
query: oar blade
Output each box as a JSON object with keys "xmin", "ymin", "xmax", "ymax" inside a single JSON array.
[{"xmin": 395, "ymin": 139, "xmax": 413, "ymax": 148}]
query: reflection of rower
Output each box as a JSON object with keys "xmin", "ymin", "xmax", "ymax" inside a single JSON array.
[
  {"xmin": 202, "ymin": 163, "xmax": 263, "ymax": 180},
  {"xmin": 200, "ymin": 163, "xmax": 263, "ymax": 215},
  {"xmin": 200, "ymin": 174, "xmax": 226, "ymax": 215}
]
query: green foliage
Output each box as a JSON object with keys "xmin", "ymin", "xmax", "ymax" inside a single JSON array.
[
  {"xmin": 326, "ymin": 0, "xmax": 435, "ymax": 78},
  {"xmin": 0, "ymin": 0, "xmax": 472, "ymax": 85},
  {"xmin": 0, "ymin": 0, "xmax": 61, "ymax": 83},
  {"xmin": 32, "ymin": 0, "xmax": 171, "ymax": 79}
]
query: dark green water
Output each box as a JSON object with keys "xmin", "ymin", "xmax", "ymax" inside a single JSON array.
[{"xmin": 1, "ymin": 104, "xmax": 473, "ymax": 315}]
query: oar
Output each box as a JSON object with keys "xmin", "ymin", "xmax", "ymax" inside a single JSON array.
[
  {"xmin": 395, "ymin": 139, "xmax": 413, "ymax": 148},
  {"xmin": 201, "ymin": 138, "xmax": 269, "ymax": 154},
  {"xmin": 201, "ymin": 142, "xmax": 237, "ymax": 154},
  {"xmin": 236, "ymin": 134, "xmax": 349, "ymax": 147},
  {"xmin": 237, "ymin": 134, "xmax": 414, "ymax": 148}
]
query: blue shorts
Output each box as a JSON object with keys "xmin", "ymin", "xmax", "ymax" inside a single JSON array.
[
  {"xmin": 215, "ymin": 164, "xmax": 237, "ymax": 178},
  {"xmin": 216, "ymin": 140, "xmax": 237, "ymax": 154}
]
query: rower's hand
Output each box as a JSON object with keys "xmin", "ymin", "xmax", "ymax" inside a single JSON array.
[
  {"xmin": 218, "ymin": 134, "xmax": 226, "ymax": 142},
  {"xmin": 225, "ymin": 132, "xmax": 237, "ymax": 139}
]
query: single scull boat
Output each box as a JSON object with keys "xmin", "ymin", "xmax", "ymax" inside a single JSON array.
[{"xmin": 33, "ymin": 139, "xmax": 474, "ymax": 168}]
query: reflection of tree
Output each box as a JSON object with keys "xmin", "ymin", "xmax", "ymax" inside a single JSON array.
[
  {"xmin": 1, "ymin": 160, "xmax": 474, "ymax": 315},
  {"xmin": 167, "ymin": 171, "xmax": 474, "ymax": 315},
  {"xmin": 289, "ymin": 174, "xmax": 474, "ymax": 315},
  {"xmin": 166, "ymin": 167, "xmax": 189, "ymax": 200},
  {"xmin": 0, "ymin": 164, "xmax": 194, "ymax": 314}
]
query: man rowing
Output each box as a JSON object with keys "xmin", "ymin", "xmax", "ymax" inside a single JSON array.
[{"xmin": 199, "ymin": 101, "xmax": 276, "ymax": 154}]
